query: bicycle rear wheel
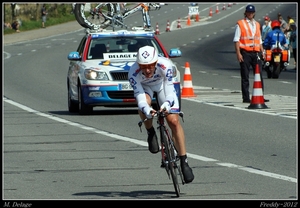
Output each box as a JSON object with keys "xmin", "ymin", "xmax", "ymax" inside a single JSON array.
[
  {"xmin": 74, "ymin": 3, "xmax": 112, "ymax": 30},
  {"xmin": 160, "ymin": 127, "xmax": 180, "ymax": 197}
]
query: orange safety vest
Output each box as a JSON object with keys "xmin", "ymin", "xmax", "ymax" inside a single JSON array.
[{"xmin": 237, "ymin": 19, "xmax": 261, "ymax": 52}]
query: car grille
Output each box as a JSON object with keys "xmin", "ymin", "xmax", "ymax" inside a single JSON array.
[
  {"xmin": 110, "ymin": 71, "xmax": 128, "ymax": 80},
  {"xmin": 107, "ymin": 91, "xmax": 134, "ymax": 99}
]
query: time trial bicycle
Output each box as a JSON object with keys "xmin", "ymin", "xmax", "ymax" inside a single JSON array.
[
  {"xmin": 138, "ymin": 109, "xmax": 185, "ymax": 197},
  {"xmin": 73, "ymin": 3, "xmax": 161, "ymax": 31}
]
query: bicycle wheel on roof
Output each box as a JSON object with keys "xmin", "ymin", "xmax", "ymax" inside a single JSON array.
[{"xmin": 74, "ymin": 3, "xmax": 113, "ymax": 30}]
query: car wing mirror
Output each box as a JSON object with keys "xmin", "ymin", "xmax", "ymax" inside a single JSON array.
[
  {"xmin": 67, "ymin": 51, "xmax": 81, "ymax": 61},
  {"xmin": 169, "ymin": 48, "xmax": 182, "ymax": 58}
]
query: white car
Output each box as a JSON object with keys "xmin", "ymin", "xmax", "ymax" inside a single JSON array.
[{"xmin": 67, "ymin": 28, "xmax": 182, "ymax": 115}]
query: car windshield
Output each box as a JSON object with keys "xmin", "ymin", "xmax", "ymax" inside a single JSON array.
[{"xmin": 87, "ymin": 37, "xmax": 165, "ymax": 60}]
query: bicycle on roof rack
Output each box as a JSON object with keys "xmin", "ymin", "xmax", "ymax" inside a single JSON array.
[{"xmin": 73, "ymin": 3, "xmax": 161, "ymax": 31}]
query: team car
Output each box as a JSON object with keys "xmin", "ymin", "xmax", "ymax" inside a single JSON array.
[{"xmin": 67, "ymin": 28, "xmax": 182, "ymax": 115}]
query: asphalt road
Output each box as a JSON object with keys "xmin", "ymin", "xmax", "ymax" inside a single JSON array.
[{"xmin": 3, "ymin": 2, "xmax": 297, "ymax": 205}]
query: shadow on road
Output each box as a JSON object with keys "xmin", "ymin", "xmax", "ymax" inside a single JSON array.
[{"xmin": 73, "ymin": 189, "xmax": 182, "ymax": 199}]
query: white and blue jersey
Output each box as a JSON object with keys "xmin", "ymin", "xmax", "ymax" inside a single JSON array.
[{"xmin": 128, "ymin": 56, "xmax": 179, "ymax": 112}]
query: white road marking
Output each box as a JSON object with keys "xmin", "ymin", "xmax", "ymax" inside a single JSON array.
[
  {"xmin": 216, "ymin": 163, "xmax": 296, "ymax": 183},
  {"xmin": 3, "ymin": 97, "xmax": 297, "ymax": 183}
]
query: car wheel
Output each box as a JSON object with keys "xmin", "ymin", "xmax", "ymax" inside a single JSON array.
[
  {"xmin": 68, "ymin": 82, "xmax": 79, "ymax": 113},
  {"xmin": 78, "ymin": 82, "xmax": 93, "ymax": 115}
]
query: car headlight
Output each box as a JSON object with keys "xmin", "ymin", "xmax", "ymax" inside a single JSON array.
[
  {"xmin": 84, "ymin": 69, "xmax": 109, "ymax": 80},
  {"xmin": 172, "ymin": 65, "xmax": 177, "ymax": 77}
]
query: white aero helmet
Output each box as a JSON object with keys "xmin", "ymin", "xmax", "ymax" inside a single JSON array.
[{"xmin": 137, "ymin": 46, "xmax": 158, "ymax": 65}]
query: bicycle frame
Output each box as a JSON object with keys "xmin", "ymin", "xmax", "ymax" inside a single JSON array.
[
  {"xmin": 157, "ymin": 113, "xmax": 178, "ymax": 168},
  {"xmin": 138, "ymin": 110, "xmax": 185, "ymax": 197},
  {"xmin": 75, "ymin": 3, "xmax": 160, "ymax": 30},
  {"xmin": 104, "ymin": 3, "xmax": 158, "ymax": 29}
]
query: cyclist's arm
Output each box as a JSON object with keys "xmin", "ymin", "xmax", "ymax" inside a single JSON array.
[{"xmin": 128, "ymin": 63, "xmax": 151, "ymax": 113}]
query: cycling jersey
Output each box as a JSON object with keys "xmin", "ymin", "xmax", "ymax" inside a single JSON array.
[
  {"xmin": 263, "ymin": 28, "xmax": 287, "ymax": 49},
  {"xmin": 128, "ymin": 56, "xmax": 179, "ymax": 113}
]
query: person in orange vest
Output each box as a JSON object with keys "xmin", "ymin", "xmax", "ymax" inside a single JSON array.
[{"xmin": 233, "ymin": 4, "xmax": 269, "ymax": 103}]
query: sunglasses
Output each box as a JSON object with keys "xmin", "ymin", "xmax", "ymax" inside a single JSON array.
[{"xmin": 139, "ymin": 62, "xmax": 156, "ymax": 70}]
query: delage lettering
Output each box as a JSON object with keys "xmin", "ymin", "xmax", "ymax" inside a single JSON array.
[
  {"xmin": 12, "ymin": 202, "xmax": 32, "ymax": 207},
  {"xmin": 108, "ymin": 54, "xmax": 136, "ymax": 59}
]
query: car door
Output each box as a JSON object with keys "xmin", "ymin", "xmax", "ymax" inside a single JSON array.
[{"xmin": 68, "ymin": 36, "xmax": 88, "ymax": 99}]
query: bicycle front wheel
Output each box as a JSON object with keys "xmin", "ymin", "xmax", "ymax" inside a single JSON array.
[
  {"xmin": 74, "ymin": 3, "xmax": 112, "ymax": 30},
  {"xmin": 160, "ymin": 127, "xmax": 180, "ymax": 197}
]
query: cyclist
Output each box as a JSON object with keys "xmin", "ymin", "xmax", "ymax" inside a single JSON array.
[
  {"xmin": 263, "ymin": 20, "xmax": 288, "ymax": 50},
  {"xmin": 128, "ymin": 46, "xmax": 194, "ymax": 183}
]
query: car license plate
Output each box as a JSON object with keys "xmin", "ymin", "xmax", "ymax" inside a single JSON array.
[
  {"xmin": 274, "ymin": 55, "xmax": 280, "ymax": 62},
  {"xmin": 120, "ymin": 83, "xmax": 132, "ymax": 90}
]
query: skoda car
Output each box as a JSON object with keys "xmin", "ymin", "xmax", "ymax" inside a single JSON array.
[{"xmin": 67, "ymin": 28, "xmax": 182, "ymax": 115}]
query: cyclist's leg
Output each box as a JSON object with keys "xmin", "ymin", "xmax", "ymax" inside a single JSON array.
[
  {"xmin": 156, "ymin": 86, "xmax": 185, "ymax": 156},
  {"xmin": 138, "ymin": 85, "xmax": 159, "ymax": 154},
  {"xmin": 157, "ymin": 87, "xmax": 194, "ymax": 183}
]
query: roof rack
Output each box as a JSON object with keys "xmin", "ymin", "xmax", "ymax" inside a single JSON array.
[
  {"xmin": 85, "ymin": 28, "xmax": 107, "ymax": 34},
  {"xmin": 85, "ymin": 26, "xmax": 154, "ymax": 34}
]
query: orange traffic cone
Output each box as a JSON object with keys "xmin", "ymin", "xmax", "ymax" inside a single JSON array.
[
  {"xmin": 248, "ymin": 64, "xmax": 268, "ymax": 109},
  {"xmin": 155, "ymin": 22, "xmax": 160, "ymax": 35},
  {"xmin": 177, "ymin": 17, "xmax": 182, "ymax": 28},
  {"xmin": 186, "ymin": 15, "xmax": 191, "ymax": 26},
  {"xmin": 209, "ymin": 8, "xmax": 213, "ymax": 17},
  {"xmin": 165, "ymin": 20, "xmax": 171, "ymax": 32},
  {"xmin": 195, "ymin": 13, "xmax": 200, "ymax": 22},
  {"xmin": 181, "ymin": 62, "xmax": 196, "ymax": 97},
  {"xmin": 215, "ymin": 5, "xmax": 219, "ymax": 14},
  {"xmin": 222, "ymin": 3, "xmax": 226, "ymax": 10}
]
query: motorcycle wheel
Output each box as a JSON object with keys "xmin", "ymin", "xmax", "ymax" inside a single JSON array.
[
  {"xmin": 74, "ymin": 3, "xmax": 113, "ymax": 30},
  {"xmin": 272, "ymin": 63, "xmax": 281, "ymax": 79},
  {"xmin": 264, "ymin": 66, "xmax": 272, "ymax": 79}
]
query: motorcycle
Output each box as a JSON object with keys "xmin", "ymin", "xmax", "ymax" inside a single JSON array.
[{"xmin": 263, "ymin": 43, "xmax": 290, "ymax": 79}]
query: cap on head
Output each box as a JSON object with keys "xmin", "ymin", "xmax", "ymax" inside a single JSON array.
[
  {"xmin": 245, "ymin": 5, "xmax": 255, "ymax": 12},
  {"xmin": 271, "ymin": 20, "xmax": 281, "ymax": 29},
  {"xmin": 137, "ymin": 46, "xmax": 158, "ymax": 65},
  {"xmin": 264, "ymin": 16, "xmax": 270, "ymax": 21}
]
